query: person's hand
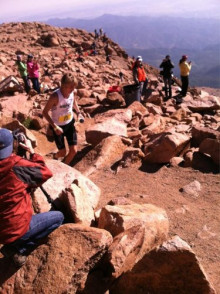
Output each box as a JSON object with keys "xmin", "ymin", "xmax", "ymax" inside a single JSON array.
[
  {"xmin": 19, "ymin": 135, "xmax": 35, "ymax": 154},
  {"xmin": 54, "ymin": 125, "xmax": 63, "ymax": 135}
]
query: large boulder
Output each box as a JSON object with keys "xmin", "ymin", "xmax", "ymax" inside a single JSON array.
[
  {"xmin": 199, "ymin": 138, "xmax": 220, "ymax": 166},
  {"xmin": 192, "ymin": 125, "xmax": 220, "ymax": 146},
  {"xmin": 85, "ymin": 109, "xmax": 132, "ymax": 146},
  {"xmin": 183, "ymin": 95, "xmax": 220, "ymax": 112},
  {"xmin": 110, "ymin": 235, "xmax": 216, "ymax": 294},
  {"xmin": 0, "ymin": 224, "xmax": 113, "ymax": 294},
  {"xmin": 98, "ymin": 203, "xmax": 169, "ymax": 276},
  {"xmin": 33, "ymin": 160, "xmax": 101, "ymax": 212},
  {"xmin": 143, "ymin": 132, "xmax": 190, "ymax": 163},
  {"xmin": 60, "ymin": 182, "xmax": 95, "ymax": 225},
  {"xmin": 75, "ymin": 135, "xmax": 127, "ymax": 176}
]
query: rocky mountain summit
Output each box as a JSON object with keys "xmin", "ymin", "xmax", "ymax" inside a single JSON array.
[{"xmin": 0, "ymin": 22, "xmax": 219, "ymax": 293}]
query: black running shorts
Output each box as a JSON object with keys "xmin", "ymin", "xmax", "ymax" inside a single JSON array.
[{"xmin": 52, "ymin": 119, "xmax": 77, "ymax": 150}]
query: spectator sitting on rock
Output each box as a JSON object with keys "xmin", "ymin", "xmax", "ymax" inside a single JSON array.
[
  {"xmin": 43, "ymin": 73, "xmax": 82, "ymax": 165},
  {"xmin": 27, "ymin": 54, "xmax": 40, "ymax": 94},
  {"xmin": 0, "ymin": 128, "xmax": 64, "ymax": 267},
  {"xmin": 15, "ymin": 55, "xmax": 30, "ymax": 94}
]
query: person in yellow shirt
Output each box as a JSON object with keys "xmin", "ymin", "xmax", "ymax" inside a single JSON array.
[{"xmin": 179, "ymin": 55, "xmax": 192, "ymax": 97}]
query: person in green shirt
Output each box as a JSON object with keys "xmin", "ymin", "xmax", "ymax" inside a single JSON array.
[{"xmin": 16, "ymin": 55, "xmax": 30, "ymax": 94}]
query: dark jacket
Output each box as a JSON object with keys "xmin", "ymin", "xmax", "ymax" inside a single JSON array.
[
  {"xmin": 0, "ymin": 153, "xmax": 52, "ymax": 244},
  {"xmin": 160, "ymin": 60, "xmax": 174, "ymax": 77}
]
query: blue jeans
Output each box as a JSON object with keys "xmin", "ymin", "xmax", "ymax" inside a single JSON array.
[
  {"xmin": 10, "ymin": 211, "xmax": 64, "ymax": 254},
  {"xmin": 30, "ymin": 77, "xmax": 40, "ymax": 94}
]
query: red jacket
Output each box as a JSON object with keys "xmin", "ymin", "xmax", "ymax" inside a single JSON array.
[{"xmin": 0, "ymin": 153, "xmax": 52, "ymax": 244}]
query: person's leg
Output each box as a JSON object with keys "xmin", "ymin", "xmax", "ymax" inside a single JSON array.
[
  {"xmin": 63, "ymin": 120, "xmax": 78, "ymax": 165},
  {"xmin": 22, "ymin": 76, "xmax": 30, "ymax": 94},
  {"xmin": 164, "ymin": 77, "xmax": 168, "ymax": 98},
  {"xmin": 52, "ymin": 127, "xmax": 67, "ymax": 159},
  {"xmin": 63, "ymin": 145, "xmax": 77, "ymax": 165},
  {"xmin": 142, "ymin": 78, "xmax": 148, "ymax": 96},
  {"xmin": 181, "ymin": 76, "xmax": 188, "ymax": 96},
  {"xmin": 168, "ymin": 76, "xmax": 172, "ymax": 98},
  {"xmin": 12, "ymin": 211, "xmax": 64, "ymax": 254},
  {"xmin": 31, "ymin": 78, "xmax": 40, "ymax": 93}
]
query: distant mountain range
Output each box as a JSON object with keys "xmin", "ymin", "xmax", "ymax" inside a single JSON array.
[{"xmin": 46, "ymin": 14, "xmax": 220, "ymax": 88}]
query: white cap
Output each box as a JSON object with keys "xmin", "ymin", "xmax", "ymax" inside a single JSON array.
[{"xmin": 137, "ymin": 56, "xmax": 143, "ymax": 62}]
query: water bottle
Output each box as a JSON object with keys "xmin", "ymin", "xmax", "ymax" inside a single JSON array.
[{"xmin": 78, "ymin": 113, "xmax": 85, "ymax": 123}]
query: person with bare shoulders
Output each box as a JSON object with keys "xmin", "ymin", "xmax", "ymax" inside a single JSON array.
[{"xmin": 43, "ymin": 73, "xmax": 83, "ymax": 165}]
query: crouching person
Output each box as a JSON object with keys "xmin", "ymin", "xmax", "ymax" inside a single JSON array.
[{"xmin": 0, "ymin": 128, "xmax": 64, "ymax": 267}]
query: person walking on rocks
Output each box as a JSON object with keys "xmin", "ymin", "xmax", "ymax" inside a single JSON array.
[
  {"xmin": 15, "ymin": 55, "xmax": 30, "ymax": 94},
  {"xmin": 0, "ymin": 128, "xmax": 64, "ymax": 267},
  {"xmin": 179, "ymin": 55, "xmax": 192, "ymax": 97},
  {"xmin": 43, "ymin": 73, "xmax": 83, "ymax": 165},
  {"xmin": 27, "ymin": 54, "xmax": 40, "ymax": 94},
  {"xmin": 159, "ymin": 55, "xmax": 174, "ymax": 100},
  {"xmin": 132, "ymin": 56, "xmax": 148, "ymax": 102}
]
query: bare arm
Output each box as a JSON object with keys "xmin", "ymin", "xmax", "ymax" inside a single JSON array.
[
  {"xmin": 42, "ymin": 93, "xmax": 63, "ymax": 134},
  {"xmin": 73, "ymin": 96, "xmax": 81, "ymax": 115}
]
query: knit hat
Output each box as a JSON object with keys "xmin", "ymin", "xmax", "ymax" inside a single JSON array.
[{"xmin": 0, "ymin": 128, "xmax": 13, "ymax": 159}]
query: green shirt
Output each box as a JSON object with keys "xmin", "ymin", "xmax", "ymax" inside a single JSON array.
[{"xmin": 16, "ymin": 61, "xmax": 28, "ymax": 77}]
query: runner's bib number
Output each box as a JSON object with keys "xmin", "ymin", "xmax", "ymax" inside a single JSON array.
[{"xmin": 58, "ymin": 113, "xmax": 72, "ymax": 123}]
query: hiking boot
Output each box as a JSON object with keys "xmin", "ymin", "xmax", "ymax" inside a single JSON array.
[{"xmin": 12, "ymin": 253, "xmax": 27, "ymax": 268}]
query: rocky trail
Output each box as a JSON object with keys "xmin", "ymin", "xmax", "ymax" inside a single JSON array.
[{"xmin": 0, "ymin": 22, "xmax": 219, "ymax": 293}]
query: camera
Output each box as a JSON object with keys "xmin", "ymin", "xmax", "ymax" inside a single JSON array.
[{"xmin": 12, "ymin": 129, "xmax": 25, "ymax": 143}]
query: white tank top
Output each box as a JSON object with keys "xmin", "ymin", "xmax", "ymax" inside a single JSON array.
[{"xmin": 51, "ymin": 89, "xmax": 74, "ymax": 126}]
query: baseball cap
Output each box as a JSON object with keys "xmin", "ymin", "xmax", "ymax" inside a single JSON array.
[
  {"xmin": 137, "ymin": 56, "xmax": 143, "ymax": 62},
  {"xmin": 28, "ymin": 54, "xmax": 33, "ymax": 58},
  {"xmin": 182, "ymin": 55, "xmax": 188, "ymax": 60},
  {"xmin": 0, "ymin": 128, "xmax": 13, "ymax": 159}
]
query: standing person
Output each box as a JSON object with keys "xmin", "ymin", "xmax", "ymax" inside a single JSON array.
[
  {"xmin": 0, "ymin": 128, "xmax": 64, "ymax": 267},
  {"xmin": 106, "ymin": 54, "xmax": 112, "ymax": 65},
  {"xmin": 43, "ymin": 73, "xmax": 83, "ymax": 165},
  {"xmin": 15, "ymin": 55, "xmax": 30, "ymax": 94},
  {"xmin": 94, "ymin": 29, "xmax": 99, "ymax": 40},
  {"xmin": 159, "ymin": 55, "xmax": 174, "ymax": 100},
  {"xmin": 99, "ymin": 28, "xmax": 103, "ymax": 36},
  {"xmin": 27, "ymin": 54, "xmax": 40, "ymax": 94},
  {"xmin": 132, "ymin": 56, "xmax": 148, "ymax": 102},
  {"xmin": 179, "ymin": 55, "xmax": 192, "ymax": 97}
]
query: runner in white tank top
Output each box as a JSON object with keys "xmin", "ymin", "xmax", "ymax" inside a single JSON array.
[
  {"xmin": 43, "ymin": 73, "xmax": 83, "ymax": 165},
  {"xmin": 51, "ymin": 88, "xmax": 74, "ymax": 126}
]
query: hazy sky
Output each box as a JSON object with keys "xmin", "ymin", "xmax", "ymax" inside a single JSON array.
[{"xmin": 1, "ymin": 0, "xmax": 219, "ymax": 22}]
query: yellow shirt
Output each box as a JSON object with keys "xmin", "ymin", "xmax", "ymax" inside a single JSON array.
[{"xmin": 179, "ymin": 61, "xmax": 192, "ymax": 76}]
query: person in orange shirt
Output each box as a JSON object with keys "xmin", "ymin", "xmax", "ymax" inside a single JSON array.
[{"xmin": 132, "ymin": 56, "xmax": 148, "ymax": 102}]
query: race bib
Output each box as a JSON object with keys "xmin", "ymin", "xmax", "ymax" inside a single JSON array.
[{"xmin": 58, "ymin": 113, "xmax": 71, "ymax": 123}]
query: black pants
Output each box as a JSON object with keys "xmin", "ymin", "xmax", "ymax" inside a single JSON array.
[
  {"xmin": 163, "ymin": 76, "xmax": 172, "ymax": 98},
  {"xmin": 22, "ymin": 76, "xmax": 31, "ymax": 94},
  {"xmin": 181, "ymin": 76, "xmax": 189, "ymax": 97}
]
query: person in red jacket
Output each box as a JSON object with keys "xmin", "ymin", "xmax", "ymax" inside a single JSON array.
[
  {"xmin": 132, "ymin": 56, "xmax": 148, "ymax": 102},
  {"xmin": 0, "ymin": 128, "xmax": 64, "ymax": 267}
]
